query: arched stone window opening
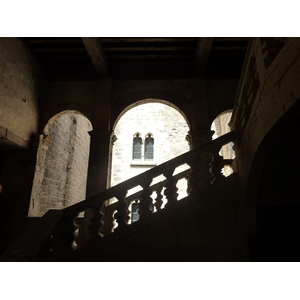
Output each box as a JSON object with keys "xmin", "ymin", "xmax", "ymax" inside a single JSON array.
[
  {"xmin": 211, "ymin": 109, "xmax": 234, "ymax": 177},
  {"xmin": 132, "ymin": 133, "xmax": 142, "ymax": 160},
  {"xmin": 28, "ymin": 110, "xmax": 93, "ymax": 217},
  {"xmin": 144, "ymin": 133, "xmax": 154, "ymax": 160},
  {"xmin": 111, "ymin": 101, "xmax": 190, "ymax": 221}
]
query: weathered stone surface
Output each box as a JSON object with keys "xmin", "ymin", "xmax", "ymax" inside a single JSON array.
[
  {"xmin": 0, "ymin": 38, "xmax": 41, "ymax": 145},
  {"xmin": 28, "ymin": 112, "xmax": 92, "ymax": 216}
]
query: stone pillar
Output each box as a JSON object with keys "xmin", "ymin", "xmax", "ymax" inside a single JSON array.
[
  {"xmin": 79, "ymin": 129, "xmax": 115, "ymax": 247},
  {"xmin": 86, "ymin": 78, "xmax": 113, "ymax": 197},
  {"xmin": 188, "ymin": 78, "xmax": 214, "ymax": 148},
  {"xmin": 187, "ymin": 129, "xmax": 215, "ymax": 149},
  {"xmin": 86, "ymin": 129, "xmax": 114, "ymax": 198},
  {"xmin": 79, "ymin": 78, "xmax": 113, "ymax": 247}
]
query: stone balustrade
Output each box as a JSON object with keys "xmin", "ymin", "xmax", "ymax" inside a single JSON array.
[{"xmin": 0, "ymin": 130, "xmax": 235, "ymax": 261}]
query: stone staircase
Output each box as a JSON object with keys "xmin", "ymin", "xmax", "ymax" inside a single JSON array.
[
  {"xmin": 249, "ymin": 118, "xmax": 300, "ymax": 262},
  {"xmin": 0, "ymin": 131, "xmax": 248, "ymax": 262},
  {"xmin": 65, "ymin": 173, "xmax": 246, "ymax": 262}
]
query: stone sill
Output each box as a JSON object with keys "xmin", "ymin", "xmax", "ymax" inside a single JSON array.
[{"xmin": 130, "ymin": 161, "xmax": 157, "ymax": 168}]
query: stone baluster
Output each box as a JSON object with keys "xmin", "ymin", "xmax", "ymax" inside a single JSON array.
[
  {"xmin": 163, "ymin": 167, "xmax": 178, "ymax": 208},
  {"xmin": 51, "ymin": 211, "xmax": 79, "ymax": 259},
  {"xmin": 114, "ymin": 190, "xmax": 129, "ymax": 231},
  {"xmin": 186, "ymin": 157, "xmax": 201, "ymax": 196},
  {"xmin": 154, "ymin": 185, "xmax": 164, "ymax": 211},
  {"xmin": 198, "ymin": 153, "xmax": 215, "ymax": 188},
  {"xmin": 71, "ymin": 215, "xmax": 80, "ymax": 250},
  {"xmin": 99, "ymin": 201, "xmax": 115, "ymax": 237},
  {"xmin": 139, "ymin": 179, "xmax": 154, "ymax": 218},
  {"xmin": 88, "ymin": 205, "xmax": 102, "ymax": 239},
  {"xmin": 210, "ymin": 149, "xmax": 224, "ymax": 183}
]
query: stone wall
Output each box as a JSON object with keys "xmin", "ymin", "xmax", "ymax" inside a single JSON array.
[
  {"xmin": 229, "ymin": 38, "xmax": 300, "ymax": 237},
  {"xmin": 0, "ymin": 38, "xmax": 41, "ymax": 146},
  {"xmin": 28, "ymin": 112, "xmax": 92, "ymax": 216},
  {"xmin": 111, "ymin": 102, "xmax": 190, "ymax": 201},
  {"xmin": 234, "ymin": 38, "xmax": 300, "ymax": 189},
  {"xmin": 0, "ymin": 38, "xmax": 43, "ymax": 251}
]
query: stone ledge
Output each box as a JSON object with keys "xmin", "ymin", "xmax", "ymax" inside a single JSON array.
[
  {"xmin": 0, "ymin": 126, "xmax": 29, "ymax": 148},
  {"xmin": 130, "ymin": 161, "xmax": 157, "ymax": 167}
]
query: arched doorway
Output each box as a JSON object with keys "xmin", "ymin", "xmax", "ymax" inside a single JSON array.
[{"xmin": 28, "ymin": 110, "xmax": 93, "ymax": 217}]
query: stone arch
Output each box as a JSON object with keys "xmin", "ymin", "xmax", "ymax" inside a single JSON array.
[
  {"xmin": 247, "ymin": 100, "xmax": 300, "ymax": 261},
  {"xmin": 133, "ymin": 132, "xmax": 142, "ymax": 137},
  {"xmin": 111, "ymin": 100, "xmax": 190, "ymax": 188},
  {"xmin": 112, "ymin": 98, "xmax": 191, "ymax": 132},
  {"xmin": 40, "ymin": 102, "xmax": 94, "ymax": 133},
  {"xmin": 28, "ymin": 110, "xmax": 93, "ymax": 217},
  {"xmin": 244, "ymin": 99, "xmax": 300, "ymax": 239},
  {"xmin": 144, "ymin": 132, "xmax": 154, "ymax": 138},
  {"xmin": 110, "ymin": 100, "xmax": 191, "ymax": 216},
  {"xmin": 211, "ymin": 109, "xmax": 233, "ymax": 139}
]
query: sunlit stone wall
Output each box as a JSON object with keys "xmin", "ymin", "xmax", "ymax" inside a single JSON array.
[
  {"xmin": 111, "ymin": 102, "xmax": 190, "ymax": 202},
  {"xmin": 28, "ymin": 112, "xmax": 92, "ymax": 217}
]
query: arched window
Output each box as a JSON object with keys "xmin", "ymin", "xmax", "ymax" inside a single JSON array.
[
  {"xmin": 133, "ymin": 134, "xmax": 142, "ymax": 160},
  {"xmin": 131, "ymin": 202, "xmax": 140, "ymax": 222},
  {"xmin": 144, "ymin": 134, "xmax": 154, "ymax": 160}
]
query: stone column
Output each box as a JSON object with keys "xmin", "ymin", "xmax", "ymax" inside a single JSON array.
[
  {"xmin": 188, "ymin": 78, "xmax": 214, "ymax": 149},
  {"xmin": 187, "ymin": 129, "xmax": 215, "ymax": 149},
  {"xmin": 85, "ymin": 78, "xmax": 113, "ymax": 196},
  {"xmin": 78, "ymin": 129, "xmax": 115, "ymax": 247},
  {"xmin": 79, "ymin": 78, "xmax": 113, "ymax": 246},
  {"xmin": 85, "ymin": 129, "xmax": 114, "ymax": 197}
]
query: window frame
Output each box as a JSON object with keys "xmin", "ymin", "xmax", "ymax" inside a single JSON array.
[
  {"xmin": 132, "ymin": 133, "xmax": 143, "ymax": 160},
  {"xmin": 144, "ymin": 133, "xmax": 154, "ymax": 160}
]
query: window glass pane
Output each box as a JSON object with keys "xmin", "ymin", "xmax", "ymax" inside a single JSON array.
[
  {"xmin": 133, "ymin": 136, "xmax": 142, "ymax": 159},
  {"xmin": 131, "ymin": 203, "xmax": 140, "ymax": 222},
  {"xmin": 145, "ymin": 137, "xmax": 154, "ymax": 160}
]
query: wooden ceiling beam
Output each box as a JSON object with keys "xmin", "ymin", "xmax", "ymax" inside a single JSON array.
[
  {"xmin": 27, "ymin": 38, "xmax": 82, "ymax": 44},
  {"xmin": 42, "ymin": 55, "xmax": 92, "ymax": 61},
  {"xmin": 104, "ymin": 46, "xmax": 195, "ymax": 52},
  {"xmin": 213, "ymin": 37, "xmax": 249, "ymax": 42},
  {"xmin": 81, "ymin": 37, "xmax": 109, "ymax": 77},
  {"xmin": 101, "ymin": 37, "xmax": 197, "ymax": 43},
  {"xmin": 106, "ymin": 54, "xmax": 192, "ymax": 60},
  {"xmin": 194, "ymin": 37, "xmax": 214, "ymax": 77},
  {"xmin": 34, "ymin": 48, "xmax": 87, "ymax": 53},
  {"xmin": 211, "ymin": 46, "xmax": 248, "ymax": 51}
]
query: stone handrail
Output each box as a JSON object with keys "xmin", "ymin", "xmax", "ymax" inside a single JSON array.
[
  {"xmin": 0, "ymin": 130, "xmax": 235, "ymax": 261},
  {"xmin": 101, "ymin": 168, "xmax": 191, "ymax": 234}
]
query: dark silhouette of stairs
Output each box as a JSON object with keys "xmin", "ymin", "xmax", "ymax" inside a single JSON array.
[
  {"xmin": 249, "ymin": 119, "xmax": 300, "ymax": 262},
  {"xmin": 0, "ymin": 131, "xmax": 248, "ymax": 262}
]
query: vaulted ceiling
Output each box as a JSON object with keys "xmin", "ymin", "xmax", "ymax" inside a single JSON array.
[{"xmin": 21, "ymin": 37, "xmax": 249, "ymax": 81}]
